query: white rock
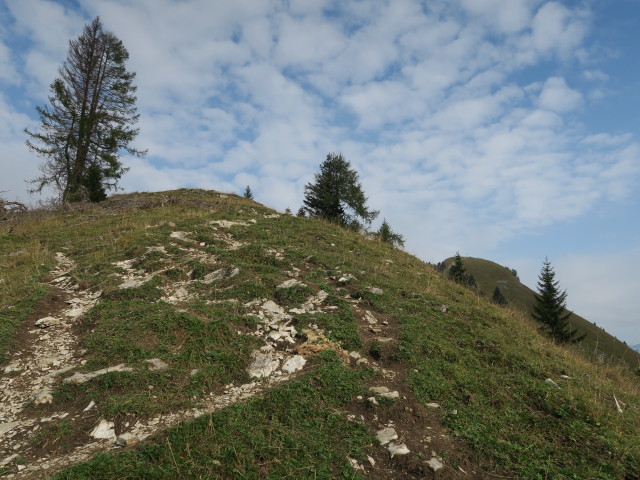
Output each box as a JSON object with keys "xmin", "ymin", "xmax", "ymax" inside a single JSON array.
[
  {"xmin": 388, "ymin": 443, "xmax": 410, "ymax": 458},
  {"xmin": 63, "ymin": 364, "xmax": 133, "ymax": 384},
  {"xmin": 427, "ymin": 457, "xmax": 444, "ymax": 472},
  {"xmin": 35, "ymin": 316, "xmax": 61, "ymax": 328},
  {"xmin": 426, "ymin": 402, "xmax": 440, "ymax": 408},
  {"xmin": 90, "ymin": 419, "xmax": 115, "ymax": 440},
  {"xmin": 32, "ymin": 391, "xmax": 53, "ymax": 405},
  {"xmin": 545, "ymin": 378, "xmax": 561, "ymax": 389},
  {"xmin": 379, "ymin": 391, "xmax": 400, "ymax": 399},
  {"xmin": 376, "ymin": 427, "xmax": 398, "ymax": 445},
  {"xmin": 247, "ymin": 352, "xmax": 280, "ymax": 378},
  {"xmin": 368, "ymin": 396, "xmax": 379, "ymax": 406},
  {"xmin": 338, "ymin": 274, "xmax": 356, "ymax": 284},
  {"xmin": 0, "ymin": 453, "xmax": 19, "ymax": 467},
  {"xmin": 145, "ymin": 358, "xmax": 169, "ymax": 371},
  {"xmin": 115, "ymin": 432, "xmax": 138, "ymax": 447},
  {"xmin": 367, "ymin": 287, "xmax": 384, "ymax": 295},
  {"xmin": 0, "ymin": 422, "xmax": 21, "ymax": 437},
  {"xmin": 369, "ymin": 386, "xmax": 390, "ymax": 394},
  {"xmin": 261, "ymin": 301, "xmax": 284, "ymax": 315},
  {"xmin": 347, "ymin": 457, "xmax": 364, "ymax": 471},
  {"xmin": 277, "ymin": 279, "xmax": 305, "ymax": 289},
  {"xmin": 366, "ymin": 455, "xmax": 376, "ymax": 467},
  {"xmin": 203, "ymin": 269, "xmax": 226, "ymax": 283},
  {"xmin": 281, "ymin": 355, "xmax": 306, "ymax": 374},
  {"xmin": 364, "ymin": 311, "xmax": 378, "ymax": 324},
  {"xmin": 83, "ymin": 400, "xmax": 96, "ymax": 412}
]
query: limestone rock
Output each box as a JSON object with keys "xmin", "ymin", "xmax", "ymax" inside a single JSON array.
[
  {"xmin": 281, "ymin": 355, "xmax": 306, "ymax": 374},
  {"xmin": 376, "ymin": 427, "xmax": 398, "ymax": 445},
  {"xmin": 247, "ymin": 352, "xmax": 280, "ymax": 378},
  {"xmin": 426, "ymin": 402, "xmax": 440, "ymax": 408},
  {"xmin": 545, "ymin": 378, "xmax": 561, "ymax": 389},
  {"xmin": 32, "ymin": 391, "xmax": 53, "ymax": 405},
  {"xmin": 90, "ymin": 419, "xmax": 115, "ymax": 440},
  {"xmin": 114, "ymin": 432, "xmax": 138, "ymax": 447},
  {"xmin": 203, "ymin": 269, "xmax": 226, "ymax": 283},
  {"xmin": 35, "ymin": 316, "xmax": 61, "ymax": 328},
  {"xmin": 428, "ymin": 457, "xmax": 444, "ymax": 472},
  {"xmin": 0, "ymin": 422, "xmax": 21, "ymax": 437},
  {"xmin": 369, "ymin": 386, "xmax": 390, "ymax": 394},
  {"xmin": 63, "ymin": 364, "xmax": 133, "ymax": 384},
  {"xmin": 338, "ymin": 274, "xmax": 356, "ymax": 284},
  {"xmin": 145, "ymin": 358, "xmax": 169, "ymax": 371},
  {"xmin": 367, "ymin": 287, "xmax": 384, "ymax": 295},
  {"xmin": 388, "ymin": 443, "xmax": 410, "ymax": 458},
  {"xmin": 277, "ymin": 279, "xmax": 305, "ymax": 289}
]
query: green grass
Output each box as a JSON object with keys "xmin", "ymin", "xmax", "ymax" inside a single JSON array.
[
  {"xmin": 2, "ymin": 189, "xmax": 639, "ymax": 479},
  {"xmin": 53, "ymin": 352, "xmax": 374, "ymax": 480}
]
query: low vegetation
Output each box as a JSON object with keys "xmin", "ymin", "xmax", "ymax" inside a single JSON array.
[{"xmin": 0, "ymin": 189, "xmax": 638, "ymax": 479}]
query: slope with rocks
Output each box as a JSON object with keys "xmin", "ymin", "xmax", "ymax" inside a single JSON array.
[{"xmin": 0, "ymin": 189, "xmax": 638, "ymax": 479}]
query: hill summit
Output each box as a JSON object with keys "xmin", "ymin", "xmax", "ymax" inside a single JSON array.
[{"xmin": 0, "ymin": 189, "xmax": 638, "ymax": 479}]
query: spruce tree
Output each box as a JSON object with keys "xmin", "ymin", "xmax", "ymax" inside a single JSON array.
[
  {"xmin": 302, "ymin": 153, "xmax": 378, "ymax": 230},
  {"xmin": 377, "ymin": 218, "xmax": 405, "ymax": 248},
  {"xmin": 532, "ymin": 258, "xmax": 585, "ymax": 344},
  {"xmin": 243, "ymin": 185, "xmax": 254, "ymax": 200},
  {"xmin": 492, "ymin": 286, "xmax": 507, "ymax": 306},
  {"xmin": 448, "ymin": 252, "xmax": 466, "ymax": 284},
  {"xmin": 25, "ymin": 17, "xmax": 145, "ymax": 202}
]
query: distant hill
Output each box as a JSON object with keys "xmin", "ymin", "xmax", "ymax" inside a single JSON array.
[{"xmin": 441, "ymin": 256, "xmax": 640, "ymax": 370}]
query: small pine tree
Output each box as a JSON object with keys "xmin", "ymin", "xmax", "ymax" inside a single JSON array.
[
  {"xmin": 448, "ymin": 252, "xmax": 466, "ymax": 284},
  {"xmin": 532, "ymin": 258, "xmax": 585, "ymax": 344},
  {"xmin": 243, "ymin": 185, "xmax": 253, "ymax": 200},
  {"xmin": 302, "ymin": 153, "xmax": 378, "ymax": 230},
  {"xmin": 296, "ymin": 207, "xmax": 306, "ymax": 218},
  {"xmin": 492, "ymin": 286, "xmax": 507, "ymax": 306},
  {"xmin": 377, "ymin": 218, "xmax": 405, "ymax": 248}
]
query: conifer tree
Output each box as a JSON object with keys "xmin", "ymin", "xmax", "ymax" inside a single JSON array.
[
  {"xmin": 532, "ymin": 258, "xmax": 585, "ymax": 344},
  {"xmin": 448, "ymin": 252, "xmax": 466, "ymax": 283},
  {"xmin": 492, "ymin": 286, "xmax": 507, "ymax": 306},
  {"xmin": 302, "ymin": 153, "xmax": 378, "ymax": 229},
  {"xmin": 25, "ymin": 17, "xmax": 145, "ymax": 202},
  {"xmin": 243, "ymin": 185, "xmax": 254, "ymax": 200},
  {"xmin": 377, "ymin": 218, "xmax": 405, "ymax": 248}
]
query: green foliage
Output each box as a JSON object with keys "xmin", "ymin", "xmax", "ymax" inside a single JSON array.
[
  {"xmin": 302, "ymin": 153, "xmax": 379, "ymax": 230},
  {"xmin": 448, "ymin": 252, "xmax": 466, "ymax": 283},
  {"xmin": 376, "ymin": 218, "xmax": 405, "ymax": 248},
  {"xmin": 24, "ymin": 17, "xmax": 145, "ymax": 202},
  {"xmin": 243, "ymin": 185, "xmax": 254, "ymax": 200},
  {"xmin": 491, "ymin": 286, "xmax": 507, "ymax": 306},
  {"xmin": 533, "ymin": 258, "xmax": 586, "ymax": 344}
]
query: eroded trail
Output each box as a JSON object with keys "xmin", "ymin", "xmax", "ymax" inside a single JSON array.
[{"xmin": 0, "ymin": 220, "xmax": 354, "ymax": 478}]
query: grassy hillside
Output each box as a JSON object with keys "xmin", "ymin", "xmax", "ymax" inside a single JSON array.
[
  {"xmin": 442, "ymin": 256, "xmax": 640, "ymax": 371},
  {"xmin": 0, "ymin": 189, "xmax": 638, "ymax": 479}
]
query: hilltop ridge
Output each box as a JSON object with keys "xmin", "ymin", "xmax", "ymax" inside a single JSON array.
[{"xmin": 0, "ymin": 189, "xmax": 638, "ymax": 479}]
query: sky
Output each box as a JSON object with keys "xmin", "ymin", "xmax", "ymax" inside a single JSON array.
[{"xmin": 1, "ymin": 0, "xmax": 639, "ymax": 345}]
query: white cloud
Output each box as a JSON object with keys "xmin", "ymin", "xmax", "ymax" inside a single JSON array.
[
  {"xmin": 530, "ymin": 1, "xmax": 588, "ymax": 58},
  {"xmin": 538, "ymin": 77, "xmax": 583, "ymax": 112}
]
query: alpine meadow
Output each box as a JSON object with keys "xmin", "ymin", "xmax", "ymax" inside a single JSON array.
[{"xmin": 2, "ymin": 3, "xmax": 640, "ymax": 480}]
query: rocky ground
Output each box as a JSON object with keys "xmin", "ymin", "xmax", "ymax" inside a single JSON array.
[{"xmin": 1, "ymin": 209, "xmax": 480, "ymax": 479}]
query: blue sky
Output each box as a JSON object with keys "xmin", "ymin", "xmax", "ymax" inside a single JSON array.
[{"xmin": 1, "ymin": 0, "xmax": 639, "ymax": 345}]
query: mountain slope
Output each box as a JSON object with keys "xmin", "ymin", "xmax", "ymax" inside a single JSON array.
[
  {"xmin": 0, "ymin": 189, "xmax": 638, "ymax": 479},
  {"xmin": 442, "ymin": 256, "xmax": 640, "ymax": 370}
]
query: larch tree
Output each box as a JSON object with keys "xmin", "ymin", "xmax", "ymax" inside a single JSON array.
[
  {"xmin": 532, "ymin": 258, "xmax": 585, "ymax": 344},
  {"xmin": 25, "ymin": 17, "xmax": 145, "ymax": 202},
  {"xmin": 302, "ymin": 153, "xmax": 378, "ymax": 230}
]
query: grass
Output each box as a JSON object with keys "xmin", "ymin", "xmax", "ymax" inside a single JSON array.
[
  {"xmin": 1, "ymin": 189, "xmax": 639, "ymax": 479},
  {"xmin": 53, "ymin": 352, "xmax": 374, "ymax": 480}
]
